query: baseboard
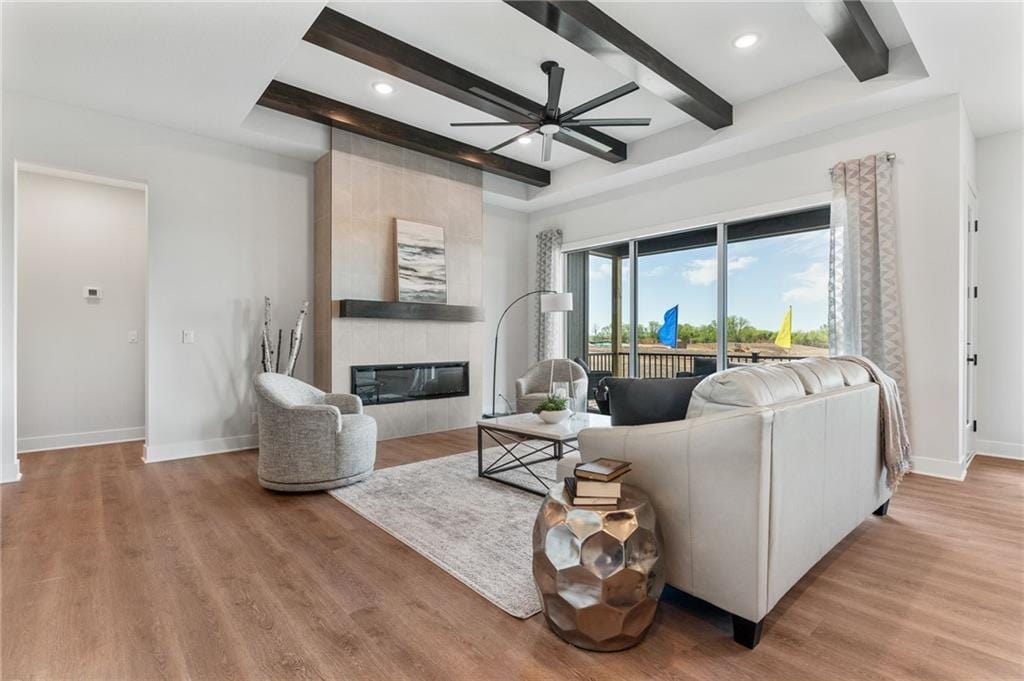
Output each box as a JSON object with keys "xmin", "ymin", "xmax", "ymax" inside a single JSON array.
[
  {"xmin": 975, "ymin": 439, "xmax": 1024, "ymax": 460},
  {"xmin": 911, "ymin": 454, "xmax": 972, "ymax": 481},
  {"xmin": 143, "ymin": 434, "xmax": 257, "ymax": 463},
  {"xmin": 18, "ymin": 426, "xmax": 146, "ymax": 453},
  {"xmin": 1, "ymin": 460, "xmax": 21, "ymax": 484}
]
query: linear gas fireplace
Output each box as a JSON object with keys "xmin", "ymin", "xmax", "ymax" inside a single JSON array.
[{"xmin": 352, "ymin": 361, "xmax": 470, "ymax": 405}]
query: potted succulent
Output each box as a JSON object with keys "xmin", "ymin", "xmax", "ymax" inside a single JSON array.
[{"xmin": 534, "ymin": 394, "xmax": 572, "ymax": 424}]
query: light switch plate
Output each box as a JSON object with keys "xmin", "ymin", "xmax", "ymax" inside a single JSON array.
[{"xmin": 182, "ymin": 330, "xmax": 195, "ymax": 344}]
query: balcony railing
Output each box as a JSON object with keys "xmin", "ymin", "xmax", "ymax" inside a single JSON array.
[{"xmin": 586, "ymin": 351, "xmax": 808, "ymax": 378}]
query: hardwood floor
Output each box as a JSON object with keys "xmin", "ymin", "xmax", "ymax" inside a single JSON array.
[{"xmin": 2, "ymin": 432, "xmax": 1022, "ymax": 680}]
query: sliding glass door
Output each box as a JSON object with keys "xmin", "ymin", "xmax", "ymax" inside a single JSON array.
[
  {"xmin": 634, "ymin": 227, "xmax": 719, "ymax": 377},
  {"xmin": 565, "ymin": 206, "xmax": 830, "ymax": 401}
]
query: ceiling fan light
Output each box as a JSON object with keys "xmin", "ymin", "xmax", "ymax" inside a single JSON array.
[
  {"xmin": 733, "ymin": 33, "xmax": 759, "ymax": 49},
  {"xmin": 539, "ymin": 123, "xmax": 560, "ymax": 135}
]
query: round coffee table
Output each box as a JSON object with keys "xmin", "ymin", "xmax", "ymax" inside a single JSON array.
[{"xmin": 532, "ymin": 483, "xmax": 664, "ymax": 651}]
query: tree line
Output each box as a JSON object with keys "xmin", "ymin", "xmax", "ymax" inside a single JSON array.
[{"xmin": 589, "ymin": 316, "xmax": 829, "ymax": 348}]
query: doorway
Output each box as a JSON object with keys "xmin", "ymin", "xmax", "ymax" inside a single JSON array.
[{"xmin": 15, "ymin": 164, "xmax": 148, "ymax": 455}]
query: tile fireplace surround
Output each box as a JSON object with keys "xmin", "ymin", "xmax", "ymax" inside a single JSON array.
[{"xmin": 313, "ymin": 129, "xmax": 484, "ymax": 440}]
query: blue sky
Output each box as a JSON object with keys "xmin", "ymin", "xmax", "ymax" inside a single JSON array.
[{"xmin": 588, "ymin": 229, "xmax": 830, "ymax": 333}]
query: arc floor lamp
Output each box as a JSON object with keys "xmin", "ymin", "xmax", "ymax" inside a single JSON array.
[{"xmin": 487, "ymin": 291, "xmax": 573, "ymax": 418}]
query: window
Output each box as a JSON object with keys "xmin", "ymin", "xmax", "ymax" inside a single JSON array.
[{"xmin": 566, "ymin": 207, "xmax": 830, "ymax": 394}]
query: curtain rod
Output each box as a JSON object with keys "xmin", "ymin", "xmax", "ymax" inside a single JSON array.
[{"xmin": 829, "ymin": 153, "xmax": 896, "ymax": 175}]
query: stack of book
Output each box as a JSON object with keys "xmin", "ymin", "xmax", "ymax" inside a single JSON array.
[{"xmin": 564, "ymin": 457, "xmax": 631, "ymax": 507}]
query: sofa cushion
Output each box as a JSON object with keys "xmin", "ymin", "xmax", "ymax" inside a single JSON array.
[
  {"xmin": 602, "ymin": 376, "xmax": 702, "ymax": 426},
  {"xmin": 833, "ymin": 359, "xmax": 872, "ymax": 386},
  {"xmin": 785, "ymin": 358, "xmax": 846, "ymax": 394},
  {"xmin": 686, "ymin": 363, "xmax": 806, "ymax": 417}
]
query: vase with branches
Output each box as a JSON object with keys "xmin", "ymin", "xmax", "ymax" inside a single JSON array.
[{"xmin": 260, "ymin": 297, "xmax": 308, "ymax": 376}]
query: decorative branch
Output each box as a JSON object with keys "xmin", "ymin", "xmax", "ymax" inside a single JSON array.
[{"xmin": 259, "ymin": 297, "xmax": 309, "ymax": 376}]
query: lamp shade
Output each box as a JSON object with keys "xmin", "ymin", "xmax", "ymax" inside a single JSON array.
[{"xmin": 540, "ymin": 292, "xmax": 573, "ymax": 313}]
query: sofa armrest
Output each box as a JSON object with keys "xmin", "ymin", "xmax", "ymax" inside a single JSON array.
[
  {"xmin": 577, "ymin": 408, "xmax": 773, "ymax": 622},
  {"xmin": 324, "ymin": 393, "xmax": 363, "ymax": 414}
]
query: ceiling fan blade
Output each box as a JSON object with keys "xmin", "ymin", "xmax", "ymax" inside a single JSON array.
[
  {"xmin": 541, "ymin": 133, "xmax": 552, "ymax": 163},
  {"xmin": 554, "ymin": 126, "xmax": 612, "ymax": 153},
  {"xmin": 450, "ymin": 121, "xmax": 535, "ymax": 127},
  {"xmin": 545, "ymin": 65, "xmax": 564, "ymax": 119},
  {"xmin": 469, "ymin": 86, "xmax": 541, "ymax": 121},
  {"xmin": 487, "ymin": 127, "xmax": 538, "ymax": 153},
  {"xmin": 562, "ymin": 117, "xmax": 651, "ymax": 127},
  {"xmin": 560, "ymin": 82, "xmax": 640, "ymax": 121}
]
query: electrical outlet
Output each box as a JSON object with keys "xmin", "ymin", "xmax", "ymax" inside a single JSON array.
[
  {"xmin": 128, "ymin": 330, "xmax": 139, "ymax": 344},
  {"xmin": 251, "ymin": 410, "xmax": 258, "ymax": 425},
  {"xmin": 182, "ymin": 330, "xmax": 195, "ymax": 344}
]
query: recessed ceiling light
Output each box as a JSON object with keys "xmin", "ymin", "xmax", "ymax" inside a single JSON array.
[
  {"xmin": 518, "ymin": 136, "xmax": 534, "ymax": 145},
  {"xmin": 733, "ymin": 33, "xmax": 759, "ymax": 49},
  {"xmin": 372, "ymin": 82, "xmax": 395, "ymax": 95}
]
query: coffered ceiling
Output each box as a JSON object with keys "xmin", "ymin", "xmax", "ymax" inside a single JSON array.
[{"xmin": 3, "ymin": 1, "xmax": 1021, "ymax": 211}]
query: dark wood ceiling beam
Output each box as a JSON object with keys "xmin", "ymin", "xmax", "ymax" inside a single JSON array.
[
  {"xmin": 303, "ymin": 8, "xmax": 627, "ymax": 163},
  {"xmin": 505, "ymin": 0, "xmax": 733, "ymax": 130},
  {"xmin": 805, "ymin": 1, "xmax": 889, "ymax": 81},
  {"xmin": 257, "ymin": 81, "xmax": 550, "ymax": 187}
]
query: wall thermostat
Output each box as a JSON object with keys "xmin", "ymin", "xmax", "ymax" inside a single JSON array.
[{"xmin": 83, "ymin": 286, "xmax": 102, "ymax": 300}]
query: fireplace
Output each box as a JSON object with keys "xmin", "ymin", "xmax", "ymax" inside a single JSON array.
[{"xmin": 351, "ymin": 361, "xmax": 470, "ymax": 405}]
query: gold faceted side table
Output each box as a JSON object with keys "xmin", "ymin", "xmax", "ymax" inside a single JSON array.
[{"xmin": 532, "ymin": 483, "xmax": 664, "ymax": 651}]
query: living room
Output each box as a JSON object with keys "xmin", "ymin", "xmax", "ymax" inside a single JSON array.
[{"xmin": 2, "ymin": 1, "xmax": 1022, "ymax": 679}]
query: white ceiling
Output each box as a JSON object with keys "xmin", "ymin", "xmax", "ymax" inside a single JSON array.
[{"xmin": 2, "ymin": 1, "xmax": 1020, "ymax": 209}]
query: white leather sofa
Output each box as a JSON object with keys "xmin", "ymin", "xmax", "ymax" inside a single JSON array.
[{"xmin": 556, "ymin": 357, "xmax": 891, "ymax": 648}]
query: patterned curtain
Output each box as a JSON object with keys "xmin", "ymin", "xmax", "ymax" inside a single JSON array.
[
  {"xmin": 829, "ymin": 153, "xmax": 909, "ymax": 407},
  {"xmin": 535, "ymin": 228, "xmax": 563, "ymax": 362}
]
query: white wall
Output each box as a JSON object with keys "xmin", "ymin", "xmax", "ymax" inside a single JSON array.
[
  {"xmin": 17, "ymin": 170, "xmax": 146, "ymax": 452},
  {"xmin": 526, "ymin": 96, "xmax": 968, "ymax": 478},
  {"xmin": 483, "ymin": 205, "xmax": 530, "ymax": 414},
  {"xmin": 974, "ymin": 130, "xmax": 1024, "ymax": 460},
  {"xmin": 2, "ymin": 92, "xmax": 313, "ymax": 478}
]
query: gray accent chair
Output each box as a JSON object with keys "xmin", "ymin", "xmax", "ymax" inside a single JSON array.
[
  {"xmin": 515, "ymin": 359, "xmax": 588, "ymax": 414},
  {"xmin": 253, "ymin": 373, "xmax": 377, "ymax": 491}
]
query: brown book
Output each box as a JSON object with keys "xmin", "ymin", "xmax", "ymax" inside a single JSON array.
[
  {"xmin": 574, "ymin": 458, "xmax": 631, "ymax": 482},
  {"xmin": 576, "ymin": 479, "xmax": 621, "ymax": 498}
]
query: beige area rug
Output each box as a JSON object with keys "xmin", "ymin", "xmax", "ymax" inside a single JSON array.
[{"xmin": 328, "ymin": 445, "xmax": 561, "ymax": 618}]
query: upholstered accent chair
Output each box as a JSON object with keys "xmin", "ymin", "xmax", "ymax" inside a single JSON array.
[
  {"xmin": 515, "ymin": 359, "xmax": 588, "ymax": 414},
  {"xmin": 253, "ymin": 373, "xmax": 377, "ymax": 491}
]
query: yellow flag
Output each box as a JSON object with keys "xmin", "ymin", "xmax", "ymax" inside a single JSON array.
[{"xmin": 775, "ymin": 306, "xmax": 793, "ymax": 349}]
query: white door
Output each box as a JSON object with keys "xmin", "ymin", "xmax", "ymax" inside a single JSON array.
[{"xmin": 964, "ymin": 198, "xmax": 979, "ymax": 454}]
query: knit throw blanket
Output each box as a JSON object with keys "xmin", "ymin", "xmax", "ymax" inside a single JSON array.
[{"xmin": 837, "ymin": 355, "xmax": 913, "ymax": 489}]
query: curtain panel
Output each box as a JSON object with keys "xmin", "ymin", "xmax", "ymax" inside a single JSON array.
[
  {"xmin": 828, "ymin": 153, "xmax": 909, "ymax": 410},
  {"xmin": 535, "ymin": 228, "xmax": 563, "ymax": 362}
]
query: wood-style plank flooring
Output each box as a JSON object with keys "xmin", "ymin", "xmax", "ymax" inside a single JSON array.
[{"xmin": 2, "ymin": 432, "xmax": 1022, "ymax": 680}]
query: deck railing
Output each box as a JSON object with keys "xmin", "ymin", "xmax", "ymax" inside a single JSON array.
[{"xmin": 585, "ymin": 351, "xmax": 808, "ymax": 378}]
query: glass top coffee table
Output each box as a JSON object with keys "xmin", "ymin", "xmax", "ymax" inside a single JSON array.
[{"xmin": 476, "ymin": 412, "xmax": 612, "ymax": 495}]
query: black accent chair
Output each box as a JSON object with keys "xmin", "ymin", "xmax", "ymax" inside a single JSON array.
[
  {"xmin": 573, "ymin": 356, "xmax": 612, "ymax": 405},
  {"xmin": 597, "ymin": 376, "xmax": 704, "ymax": 426}
]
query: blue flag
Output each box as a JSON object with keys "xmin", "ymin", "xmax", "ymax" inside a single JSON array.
[{"xmin": 658, "ymin": 305, "xmax": 679, "ymax": 348}]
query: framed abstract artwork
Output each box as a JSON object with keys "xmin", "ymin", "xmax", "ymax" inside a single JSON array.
[{"xmin": 395, "ymin": 219, "xmax": 447, "ymax": 303}]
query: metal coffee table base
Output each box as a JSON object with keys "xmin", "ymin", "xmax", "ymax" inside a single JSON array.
[{"xmin": 477, "ymin": 425, "xmax": 577, "ymax": 496}]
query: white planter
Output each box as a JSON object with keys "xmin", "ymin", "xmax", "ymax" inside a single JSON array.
[{"xmin": 538, "ymin": 409, "xmax": 572, "ymax": 424}]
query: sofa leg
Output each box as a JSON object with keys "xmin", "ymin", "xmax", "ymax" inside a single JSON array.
[
  {"xmin": 732, "ymin": 615, "xmax": 764, "ymax": 649},
  {"xmin": 873, "ymin": 500, "xmax": 890, "ymax": 516}
]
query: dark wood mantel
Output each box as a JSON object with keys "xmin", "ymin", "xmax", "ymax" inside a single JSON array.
[{"xmin": 336, "ymin": 299, "xmax": 484, "ymax": 322}]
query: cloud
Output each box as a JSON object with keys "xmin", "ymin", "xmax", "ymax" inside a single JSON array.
[
  {"xmin": 782, "ymin": 262, "xmax": 828, "ymax": 303},
  {"xmin": 589, "ymin": 261, "xmax": 612, "ymax": 281},
  {"xmin": 641, "ymin": 264, "xmax": 671, "ymax": 278},
  {"xmin": 683, "ymin": 256, "xmax": 757, "ymax": 285}
]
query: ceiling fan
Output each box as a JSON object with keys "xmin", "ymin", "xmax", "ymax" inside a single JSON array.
[{"xmin": 451, "ymin": 61, "xmax": 650, "ymax": 162}]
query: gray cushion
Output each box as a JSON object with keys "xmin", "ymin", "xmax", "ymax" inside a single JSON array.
[{"xmin": 602, "ymin": 376, "xmax": 703, "ymax": 426}]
